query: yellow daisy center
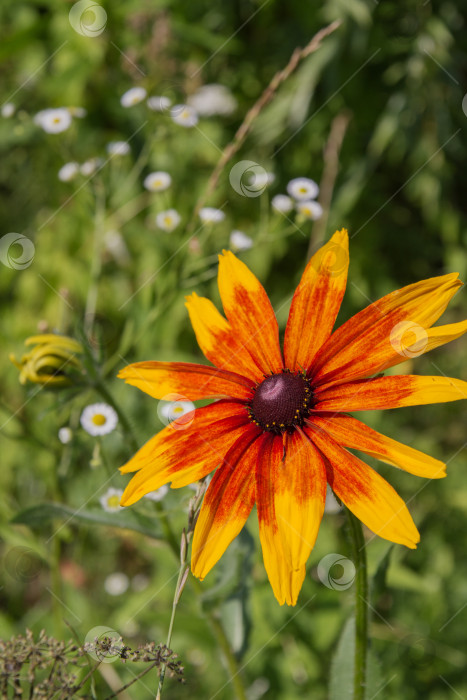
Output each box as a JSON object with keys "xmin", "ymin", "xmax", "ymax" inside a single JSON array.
[
  {"xmin": 92, "ymin": 413, "xmax": 107, "ymax": 426},
  {"xmin": 107, "ymin": 495, "xmax": 120, "ymax": 508}
]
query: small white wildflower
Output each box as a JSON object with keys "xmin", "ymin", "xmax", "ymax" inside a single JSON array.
[
  {"xmin": 99, "ymin": 487, "xmax": 124, "ymax": 513},
  {"xmin": 230, "ymin": 230, "xmax": 253, "ymax": 251},
  {"xmin": 34, "ymin": 108, "xmax": 72, "ymax": 134},
  {"xmin": 287, "ymin": 177, "xmax": 319, "ymax": 201},
  {"xmin": 106, "ymin": 141, "xmax": 130, "ymax": 156},
  {"xmin": 296, "ymin": 200, "xmax": 323, "ymax": 220},
  {"xmin": 187, "ymin": 84, "xmax": 237, "ymax": 117},
  {"xmin": 143, "ymin": 171, "xmax": 172, "ymax": 192},
  {"xmin": 155, "ymin": 209, "xmax": 181, "ymax": 232},
  {"xmin": 147, "ymin": 96, "xmax": 171, "ymax": 111},
  {"xmin": 80, "ymin": 402, "xmax": 118, "ymax": 436},
  {"xmin": 80, "ymin": 158, "xmax": 103, "ymax": 176},
  {"xmin": 1, "ymin": 103, "xmax": 15, "ymax": 118},
  {"xmin": 144, "ymin": 485, "xmax": 169, "ymax": 502},
  {"xmin": 271, "ymin": 194, "xmax": 294, "ymax": 214},
  {"xmin": 104, "ymin": 572, "xmax": 129, "ymax": 595},
  {"xmin": 58, "ymin": 427, "xmax": 73, "ymax": 444},
  {"xmin": 170, "ymin": 104, "xmax": 198, "ymax": 127},
  {"xmin": 58, "ymin": 162, "xmax": 80, "ymax": 182},
  {"xmin": 68, "ymin": 106, "xmax": 87, "ymax": 118},
  {"xmin": 199, "ymin": 207, "xmax": 225, "ymax": 224},
  {"xmin": 120, "ymin": 87, "xmax": 147, "ymax": 108}
]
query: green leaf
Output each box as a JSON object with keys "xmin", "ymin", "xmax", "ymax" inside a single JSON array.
[
  {"xmin": 11, "ymin": 503, "xmax": 163, "ymax": 539},
  {"xmin": 330, "ymin": 616, "xmax": 355, "ymax": 700},
  {"xmin": 201, "ymin": 529, "xmax": 254, "ymax": 659},
  {"xmin": 220, "ymin": 595, "xmax": 250, "ymax": 658},
  {"xmin": 329, "ymin": 616, "xmax": 384, "ymax": 700}
]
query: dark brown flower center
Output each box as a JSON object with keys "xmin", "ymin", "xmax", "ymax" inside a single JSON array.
[{"xmin": 247, "ymin": 370, "xmax": 313, "ymax": 434}]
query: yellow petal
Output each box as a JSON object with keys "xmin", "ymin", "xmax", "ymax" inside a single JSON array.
[
  {"xmin": 217, "ymin": 250, "xmax": 283, "ymax": 375},
  {"xmin": 313, "ymin": 273, "xmax": 462, "ymax": 385},
  {"xmin": 275, "ymin": 430, "xmax": 327, "ymax": 569},
  {"xmin": 191, "ymin": 428, "xmax": 262, "ymax": 579},
  {"xmin": 284, "ymin": 229, "xmax": 349, "ymax": 371},
  {"xmin": 315, "ymin": 375, "xmax": 467, "ymax": 412},
  {"xmin": 308, "ymin": 426, "xmax": 420, "ymax": 548},
  {"xmin": 185, "ymin": 293, "xmax": 263, "ymax": 382},
  {"xmin": 119, "ymin": 402, "xmax": 249, "ymax": 505},
  {"xmin": 308, "ymin": 414, "xmax": 446, "ymax": 479},
  {"xmin": 118, "ymin": 361, "xmax": 253, "ymax": 401},
  {"xmin": 256, "ymin": 435, "xmax": 307, "ymax": 605}
]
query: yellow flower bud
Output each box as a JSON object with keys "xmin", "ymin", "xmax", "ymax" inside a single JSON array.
[{"xmin": 10, "ymin": 334, "xmax": 84, "ymax": 387}]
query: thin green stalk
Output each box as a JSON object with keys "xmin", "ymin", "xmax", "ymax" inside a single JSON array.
[
  {"xmin": 84, "ymin": 181, "xmax": 106, "ymax": 341},
  {"xmin": 51, "ymin": 533, "xmax": 62, "ymax": 638},
  {"xmin": 346, "ymin": 508, "xmax": 369, "ymax": 700},
  {"xmin": 156, "ymin": 557, "xmax": 189, "ymax": 699}
]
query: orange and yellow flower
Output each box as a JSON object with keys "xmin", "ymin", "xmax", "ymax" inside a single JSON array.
[{"xmin": 118, "ymin": 229, "xmax": 467, "ymax": 605}]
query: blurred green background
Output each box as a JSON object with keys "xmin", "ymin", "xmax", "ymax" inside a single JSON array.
[{"xmin": 1, "ymin": 0, "xmax": 467, "ymax": 697}]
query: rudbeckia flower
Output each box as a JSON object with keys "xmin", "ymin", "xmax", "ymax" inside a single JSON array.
[{"xmin": 118, "ymin": 229, "xmax": 467, "ymax": 605}]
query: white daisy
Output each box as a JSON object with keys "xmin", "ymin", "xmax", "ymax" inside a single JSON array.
[
  {"xmin": 99, "ymin": 487, "xmax": 124, "ymax": 512},
  {"xmin": 143, "ymin": 171, "xmax": 171, "ymax": 192},
  {"xmin": 147, "ymin": 96, "xmax": 171, "ymax": 112},
  {"xmin": 106, "ymin": 141, "xmax": 130, "ymax": 156},
  {"xmin": 230, "ymin": 230, "xmax": 253, "ymax": 251},
  {"xmin": 296, "ymin": 200, "xmax": 323, "ymax": 220},
  {"xmin": 271, "ymin": 194, "xmax": 294, "ymax": 214},
  {"xmin": 80, "ymin": 158, "xmax": 103, "ymax": 176},
  {"xmin": 80, "ymin": 403, "xmax": 118, "ymax": 436},
  {"xmin": 58, "ymin": 162, "xmax": 80, "ymax": 182},
  {"xmin": 58, "ymin": 427, "xmax": 73, "ymax": 444},
  {"xmin": 155, "ymin": 209, "xmax": 181, "ymax": 232},
  {"xmin": 120, "ymin": 87, "xmax": 147, "ymax": 108},
  {"xmin": 34, "ymin": 108, "xmax": 72, "ymax": 134},
  {"xmin": 104, "ymin": 572, "xmax": 129, "ymax": 595},
  {"xmin": 170, "ymin": 104, "xmax": 198, "ymax": 127},
  {"xmin": 159, "ymin": 399, "xmax": 195, "ymax": 426},
  {"xmin": 187, "ymin": 84, "xmax": 237, "ymax": 117},
  {"xmin": 144, "ymin": 485, "xmax": 169, "ymax": 502},
  {"xmin": 286, "ymin": 177, "xmax": 319, "ymax": 201},
  {"xmin": 199, "ymin": 207, "xmax": 225, "ymax": 224},
  {"xmin": 1, "ymin": 103, "xmax": 15, "ymax": 118}
]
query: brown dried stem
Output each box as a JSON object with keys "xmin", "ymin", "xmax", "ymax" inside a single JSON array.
[
  {"xmin": 187, "ymin": 19, "xmax": 341, "ymax": 233},
  {"xmin": 306, "ymin": 110, "xmax": 351, "ymax": 259}
]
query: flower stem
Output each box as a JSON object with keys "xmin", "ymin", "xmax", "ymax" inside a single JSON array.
[
  {"xmin": 156, "ymin": 557, "xmax": 189, "ymax": 700},
  {"xmin": 345, "ymin": 508, "xmax": 368, "ymax": 700}
]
